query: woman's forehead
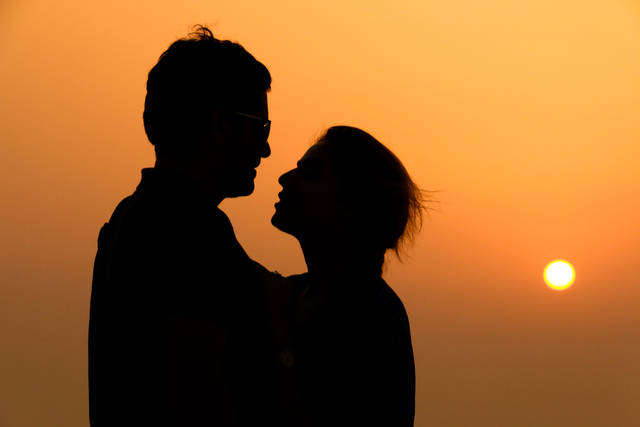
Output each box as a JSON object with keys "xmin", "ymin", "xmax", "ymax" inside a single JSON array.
[{"xmin": 300, "ymin": 142, "xmax": 329, "ymax": 162}]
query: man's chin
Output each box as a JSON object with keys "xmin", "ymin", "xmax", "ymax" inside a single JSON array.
[{"xmin": 225, "ymin": 181, "xmax": 255, "ymax": 198}]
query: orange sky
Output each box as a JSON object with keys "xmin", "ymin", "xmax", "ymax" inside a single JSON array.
[{"xmin": 1, "ymin": 1, "xmax": 639, "ymax": 425}]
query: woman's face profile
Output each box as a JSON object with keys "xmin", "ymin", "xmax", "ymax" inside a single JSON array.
[{"xmin": 271, "ymin": 141, "xmax": 345, "ymax": 239}]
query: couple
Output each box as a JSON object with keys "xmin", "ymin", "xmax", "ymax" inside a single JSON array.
[{"xmin": 89, "ymin": 26, "xmax": 423, "ymax": 427}]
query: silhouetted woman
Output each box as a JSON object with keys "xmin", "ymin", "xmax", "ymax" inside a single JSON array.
[{"xmin": 269, "ymin": 126, "xmax": 426, "ymax": 427}]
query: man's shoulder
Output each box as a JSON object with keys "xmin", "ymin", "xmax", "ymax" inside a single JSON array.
[
  {"xmin": 106, "ymin": 193, "xmax": 138, "ymax": 226},
  {"xmin": 105, "ymin": 187, "xmax": 229, "ymax": 242}
]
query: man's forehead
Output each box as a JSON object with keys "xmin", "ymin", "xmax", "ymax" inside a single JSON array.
[{"xmin": 233, "ymin": 90, "xmax": 268, "ymax": 114}]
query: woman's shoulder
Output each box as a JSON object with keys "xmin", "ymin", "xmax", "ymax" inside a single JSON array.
[
  {"xmin": 368, "ymin": 279, "xmax": 411, "ymax": 329},
  {"xmin": 285, "ymin": 272, "xmax": 309, "ymax": 283}
]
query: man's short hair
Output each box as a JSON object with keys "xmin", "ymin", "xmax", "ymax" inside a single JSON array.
[{"xmin": 143, "ymin": 25, "xmax": 271, "ymax": 153}]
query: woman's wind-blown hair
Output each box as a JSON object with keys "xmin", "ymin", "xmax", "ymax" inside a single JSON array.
[{"xmin": 318, "ymin": 125, "xmax": 437, "ymax": 270}]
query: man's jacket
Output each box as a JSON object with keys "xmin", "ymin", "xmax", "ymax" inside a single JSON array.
[{"xmin": 89, "ymin": 168, "xmax": 279, "ymax": 426}]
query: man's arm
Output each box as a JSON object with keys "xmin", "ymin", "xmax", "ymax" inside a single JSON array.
[{"xmin": 165, "ymin": 316, "xmax": 235, "ymax": 426}]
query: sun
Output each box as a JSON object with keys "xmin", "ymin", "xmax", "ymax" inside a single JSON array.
[{"xmin": 544, "ymin": 260, "xmax": 575, "ymax": 291}]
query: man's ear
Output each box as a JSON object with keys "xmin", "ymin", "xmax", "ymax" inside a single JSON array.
[
  {"xmin": 210, "ymin": 110, "xmax": 232, "ymax": 140},
  {"xmin": 192, "ymin": 110, "xmax": 225, "ymax": 153}
]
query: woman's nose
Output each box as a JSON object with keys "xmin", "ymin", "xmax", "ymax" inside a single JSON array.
[{"xmin": 278, "ymin": 168, "xmax": 295, "ymax": 186}]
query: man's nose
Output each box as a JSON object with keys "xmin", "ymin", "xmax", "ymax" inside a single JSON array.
[{"xmin": 261, "ymin": 140, "xmax": 271, "ymax": 158}]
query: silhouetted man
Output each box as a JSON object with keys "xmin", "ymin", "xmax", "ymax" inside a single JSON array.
[{"xmin": 89, "ymin": 26, "xmax": 276, "ymax": 426}]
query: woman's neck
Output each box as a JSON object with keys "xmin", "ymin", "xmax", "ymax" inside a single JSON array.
[{"xmin": 297, "ymin": 232, "xmax": 381, "ymax": 282}]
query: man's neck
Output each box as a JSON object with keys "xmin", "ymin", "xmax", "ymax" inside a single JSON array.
[{"xmin": 153, "ymin": 159, "xmax": 225, "ymax": 206}]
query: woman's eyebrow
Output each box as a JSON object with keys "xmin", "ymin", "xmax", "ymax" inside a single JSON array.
[{"xmin": 297, "ymin": 158, "xmax": 320, "ymax": 168}]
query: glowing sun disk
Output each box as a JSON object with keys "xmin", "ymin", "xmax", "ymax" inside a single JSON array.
[{"xmin": 544, "ymin": 260, "xmax": 575, "ymax": 291}]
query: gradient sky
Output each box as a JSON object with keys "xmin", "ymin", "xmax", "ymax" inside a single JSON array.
[{"xmin": 1, "ymin": 1, "xmax": 639, "ymax": 426}]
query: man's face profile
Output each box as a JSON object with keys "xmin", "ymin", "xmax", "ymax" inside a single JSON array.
[{"xmin": 206, "ymin": 90, "xmax": 271, "ymax": 198}]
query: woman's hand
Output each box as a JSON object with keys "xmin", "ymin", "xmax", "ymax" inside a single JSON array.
[{"xmin": 254, "ymin": 264, "xmax": 294, "ymax": 353}]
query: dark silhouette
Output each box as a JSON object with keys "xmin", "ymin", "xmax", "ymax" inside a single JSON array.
[
  {"xmin": 270, "ymin": 126, "xmax": 424, "ymax": 427},
  {"xmin": 89, "ymin": 26, "xmax": 279, "ymax": 426}
]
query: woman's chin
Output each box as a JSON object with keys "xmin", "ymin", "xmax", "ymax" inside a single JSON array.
[
  {"xmin": 271, "ymin": 209, "xmax": 296, "ymax": 236},
  {"xmin": 270, "ymin": 209, "xmax": 286, "ymax": 231}
]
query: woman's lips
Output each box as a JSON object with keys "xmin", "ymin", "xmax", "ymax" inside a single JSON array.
[{"xmin": 276, "ymin": 191, "xmax": 290, "ymax": 206}]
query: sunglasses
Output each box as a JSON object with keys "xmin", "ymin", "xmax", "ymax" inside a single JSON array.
[{"xmin": 233, "ymin": 111, "xmax": 271, "ymax": 140}]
